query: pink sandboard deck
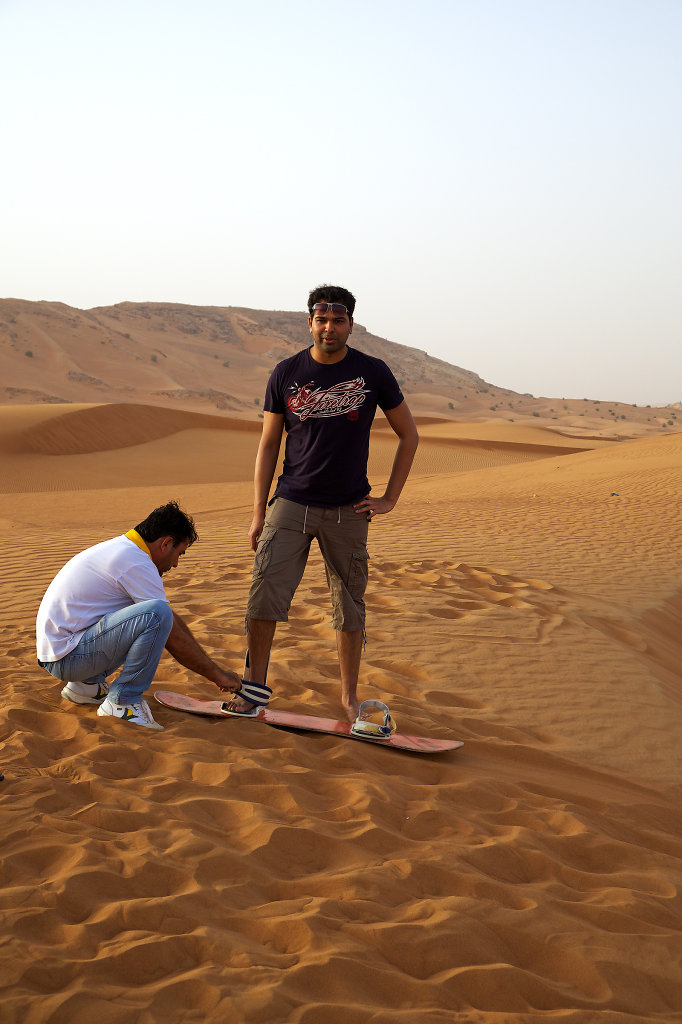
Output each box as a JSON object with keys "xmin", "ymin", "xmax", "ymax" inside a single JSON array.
[{"xmin": 154, "ymin": 691, "xmax": 463, "ymax": 755}]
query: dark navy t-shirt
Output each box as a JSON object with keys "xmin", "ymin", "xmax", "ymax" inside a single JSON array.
[{"xmin": 264, "ymin": 346, "xmax": 404, "ymax": 507}]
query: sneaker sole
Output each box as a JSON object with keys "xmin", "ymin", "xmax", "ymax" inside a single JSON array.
[
  {"xmin": 96, "ymin": 708, "xmax": 164, "ymax": 730},
  {"xmin": 61, "ymin": 688, "xmax": 108, "ymax": 706},
  {"xmin": 99, "ymin": 718, "xmax": 164, "ymax": 730}
]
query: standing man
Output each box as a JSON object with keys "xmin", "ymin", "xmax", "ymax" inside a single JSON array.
[
  {"xmin": 224, "ymin": 284, "xmax": 419, "ymax": 720},
  {"xmin": 37, "ymin": 501, "xmax": 241, "ymax": 730}
]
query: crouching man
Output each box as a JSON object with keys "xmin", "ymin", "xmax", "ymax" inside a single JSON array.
[{"xmin": 36, "ymin": 500, "xmax": 240, "ymax": 731}]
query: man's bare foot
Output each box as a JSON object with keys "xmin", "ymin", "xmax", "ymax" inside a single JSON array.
[
  {"xmin": 342, "ymin": 697, "xmax": 360, "ymax": 722},
  {"xmin": 221, "ymin": 695, "xmax": 259, "ymax": 717}
]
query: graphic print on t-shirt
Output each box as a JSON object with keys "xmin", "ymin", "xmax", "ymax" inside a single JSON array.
[{"xmin": 287, "ymin": 377, "xmax": 370, "ymax": 422}]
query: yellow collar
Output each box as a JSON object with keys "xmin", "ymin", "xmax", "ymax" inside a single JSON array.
[{"xmin": 125, "ymin": 529, "xmax": 152, "ymax": 557}]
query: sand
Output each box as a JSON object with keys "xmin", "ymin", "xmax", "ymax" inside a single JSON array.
[{"xmin": 1, "ymin": 403, "xmax": 681, "ymax": 1023}]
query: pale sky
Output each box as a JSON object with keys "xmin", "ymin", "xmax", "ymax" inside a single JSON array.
[{"xmin": 2, "ymin": 0, "xmax": 680, "ymax": 405}]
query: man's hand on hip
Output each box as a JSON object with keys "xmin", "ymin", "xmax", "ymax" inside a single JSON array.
[{"xmin": 352, "ymin": 494, "xmax": 397, "ymax": 521}]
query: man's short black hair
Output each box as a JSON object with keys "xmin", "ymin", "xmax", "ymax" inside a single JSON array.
[
  {"xmin": 135, "ymin": 501, "xmax": 197, "ymax": 547},
  {"xmin": 307, "ymin": 284, "xmax": 356, "ymax": 318}
]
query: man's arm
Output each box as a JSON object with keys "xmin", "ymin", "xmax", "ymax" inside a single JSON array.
[
  {"xmin": 353, "ymin": 400, "xmax": 419, "ymax": 518},
  {"xmin": 248, "ymin": 411, "xmax": 285, "ymax": 551},
  {"xmin": 165, "ymin": 611, "xmax": 241, "ymax": 693}
]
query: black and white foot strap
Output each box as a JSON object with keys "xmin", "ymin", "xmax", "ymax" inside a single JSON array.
[{"xmin": 235, "ymin": 679, "xmax": 272, "ymax": 707}]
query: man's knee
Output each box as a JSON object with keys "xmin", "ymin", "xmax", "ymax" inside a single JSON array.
[
  {"xmin": 138, "ymin": 599, "xmax": 173, "ymax": 639},
  {"xmin": 327, "ymin": 559, "xmax": 367, "ymax": 632},
  {"xmin": 151, "ymin": 600, "xmax": 173, "ymax": 629},
  {"xmin": 246, "ymin": 579, "xmax": 295, "ymax": 623}
]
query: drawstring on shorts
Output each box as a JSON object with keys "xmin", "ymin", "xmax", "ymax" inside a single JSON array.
[{"xmin": 302, "ymin": 506, "xmax": 342, "ymax": 531}]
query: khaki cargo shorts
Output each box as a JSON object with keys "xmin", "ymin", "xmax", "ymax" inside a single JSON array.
[{"xmin": 246, "ymin": 497, "xmax": 370, "ymax": 631}]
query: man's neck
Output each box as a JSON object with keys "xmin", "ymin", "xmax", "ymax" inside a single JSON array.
[{"xmin": 309, "ymin": 344, "xmax": 349, "ymax": 365}]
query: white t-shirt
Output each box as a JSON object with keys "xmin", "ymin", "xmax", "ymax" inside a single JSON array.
[{"xmin": 36, "ymin": 533, "xmax": 168, "ymax": 662}]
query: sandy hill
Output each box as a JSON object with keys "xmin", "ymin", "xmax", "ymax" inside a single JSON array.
[
  {"xmin": 0, "ymin": 401, "xmax": 614, "ymax": 495},
  {"xmin": 1, "ymin": 298, "xmax": 678, "ymax": 439}
]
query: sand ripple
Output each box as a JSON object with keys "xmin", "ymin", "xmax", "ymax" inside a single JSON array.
[{"xmin": 2, "ymin": 416, "xmax": 682, "ymax": 1022}]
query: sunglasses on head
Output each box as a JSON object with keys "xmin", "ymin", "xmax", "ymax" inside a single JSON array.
[{"xmin": 311, "ymin": 302, "xmax": 350, "ymax": 317}]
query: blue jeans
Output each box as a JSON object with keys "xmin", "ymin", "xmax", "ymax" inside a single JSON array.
[{"xmin": 40, "ymin": 600, "xmax": 173, "ymax": 705}]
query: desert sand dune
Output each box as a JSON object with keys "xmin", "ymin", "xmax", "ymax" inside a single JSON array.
[
  {"xmin": 0, "ymin": 403, "xmax": 260, "ymax": 456},
  {"xmin": 1, "ymin": 403, "xmax": 681, "ymax": 1023},
  {"xmin": 0, "ymin": 403, "xmax": 590, "ymax": 493}
]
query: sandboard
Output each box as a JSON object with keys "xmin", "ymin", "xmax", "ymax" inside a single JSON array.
[{"xmin": 154, "ymin": 691, "xmax": 463, "ymax": 755}]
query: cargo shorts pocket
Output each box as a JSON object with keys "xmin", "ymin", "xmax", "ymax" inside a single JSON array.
[
  {"xmin": 253, "ymin": 526, "xmax": 277, "ymax": 577},
  {"xmin": 347, "ymin": 550, "xmax": 369, "ymax": 600}
]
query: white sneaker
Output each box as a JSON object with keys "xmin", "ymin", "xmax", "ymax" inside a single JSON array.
[
  {"xmin": 61, "ymin": 680, "xmax": 109, "ymax": 705},
  {"xmin": 97, "ymin": 697, "xmax": 164, "ymax": 730}
]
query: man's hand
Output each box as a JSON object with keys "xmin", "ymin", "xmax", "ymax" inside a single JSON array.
[
  {"xmin": 214, "ymin": 668, "xmax": 241, "ymax": 694},
  {"xmin": 353, "ymin": 494, "xmax": 397, "ymax": 521},
  {"xmin": 248, "ymin": 513, "xmax": 266, "ymax": 552},
  {"xmin": 354, "ymin": 402, "xmax": 418, "ymax": 522},
  {"xmin": 248, "ymin": 412, "xmax": 283, "ymax": 551},
  {"xmin": 167, "ymin": 613, "xmax": 242, "ymax": 693}
]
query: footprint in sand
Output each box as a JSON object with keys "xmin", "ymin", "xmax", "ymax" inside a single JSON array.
[{"xmin": 369, "ymin": 559, "xmax": 559, "ymax": 642}]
